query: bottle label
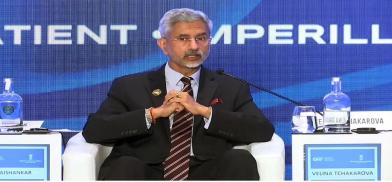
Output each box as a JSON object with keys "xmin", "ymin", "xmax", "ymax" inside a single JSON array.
[
  {"xmin": 0, "ymin": 102, "xmax": 22, "ymax": 126},
  {"xmin": 2, "ymin": 105, "xmax": 15, "ymax": 115},
  {"xmin": 324, "ymin": 111, "xmax": 349, "ymax": 125}
]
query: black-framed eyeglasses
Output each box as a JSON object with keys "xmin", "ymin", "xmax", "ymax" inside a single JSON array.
[{"xmin": 166, "ymin": 35, "xmax": 211, "ymax": 45}]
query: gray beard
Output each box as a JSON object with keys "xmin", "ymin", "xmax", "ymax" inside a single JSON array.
[
  {"xmin": 183, "ymin": 61, "xmax": 203, "ymax": 69},
  {"xmin": 182, "ymin": 51, "xmax": 209, "ymax": 69}
]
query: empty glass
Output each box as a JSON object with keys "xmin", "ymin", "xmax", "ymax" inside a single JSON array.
[{"xmin": 292, "ymin": 106, "xmax": 317, "ymax": 133}]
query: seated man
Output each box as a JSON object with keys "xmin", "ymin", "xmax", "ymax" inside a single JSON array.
[{"xmin": 82, "ymin": 8, "xmax": 275, "ymax": 180}]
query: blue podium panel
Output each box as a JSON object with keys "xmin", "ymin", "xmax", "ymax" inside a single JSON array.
[
  {"xmin": 0, "ymin": 144, "xmax": 50, "ymax": 181},
  {"xmin": 305, "ymin": 144, "xmax": 381, "ymax": 181}
]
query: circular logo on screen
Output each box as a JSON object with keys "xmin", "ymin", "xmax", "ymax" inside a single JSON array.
[{"xmin": 2, "ymin": 105, "xmax": 15, "ymax": 115}]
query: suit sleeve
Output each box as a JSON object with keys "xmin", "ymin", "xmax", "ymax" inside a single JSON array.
[
  {"xmin": 82, "ymin": 78, "xmax": 151, "ymax": 144},
  {"xmin": 206, "ymin": 82, "xmax": 275, "ymax": 144}
]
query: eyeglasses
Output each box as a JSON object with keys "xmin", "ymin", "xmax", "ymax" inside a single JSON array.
[{"xmin": 166, "ymin": 35, "xmax": 211, "ymax": 46}]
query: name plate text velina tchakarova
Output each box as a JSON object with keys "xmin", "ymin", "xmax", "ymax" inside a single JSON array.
[
  {"xmin": 304, "ymin": 144, "xmax": 381, "ymax": 181},
  {"xmin": 315, "ymin": 111, "xmax": 392, "ymax": 131}
]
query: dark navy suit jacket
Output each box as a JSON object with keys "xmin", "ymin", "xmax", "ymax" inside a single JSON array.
[{"xmin": 82, "ymin": 65, "xmax": 274, "ymax": 164}]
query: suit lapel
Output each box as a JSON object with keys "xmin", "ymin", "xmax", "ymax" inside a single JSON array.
[
  {"xmin": 194, "ymin": 67, "xmax": 218, "ymax": 132},
  {"xmin": 147, "ymin": 66, "xmax": 171, "ymax": 134},
  {"xmin": 147, "ymin": 66, "xmax": 166, "ymax": 108}
]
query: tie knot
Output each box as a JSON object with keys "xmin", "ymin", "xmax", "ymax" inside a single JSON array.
[{"xmin": 180, "ymin": 77, "xmax": 192, "ymax": 86}]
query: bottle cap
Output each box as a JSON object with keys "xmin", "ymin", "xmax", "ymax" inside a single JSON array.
[
  {"xmin": 331, "ymin": 77, "xmax": 341, "ymax": 85},
  {"xmin": 4, "ymin": 78, "xmax": 12, "ymax": 91},
  {"xmin": 332, "ymin": 77, "xmax": 340, "ymax": 82}
]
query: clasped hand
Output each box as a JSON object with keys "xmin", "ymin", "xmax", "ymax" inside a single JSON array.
[{"xmin": 150, "ymin": 90, "xmax": 211, "ymax": 121}]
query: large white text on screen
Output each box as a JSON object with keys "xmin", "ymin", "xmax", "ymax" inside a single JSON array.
[{"xmin": 0, "ymin": 24, "xmax": 391, "ymax": 45}]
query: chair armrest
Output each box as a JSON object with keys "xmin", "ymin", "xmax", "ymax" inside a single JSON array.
[
  {"xmin": 234, "ymin": 133, "xmax": 285, "ymax": 180},
  {"xmin": 249, "ymin": 133, "xmax": 285, "ymax": 181},
  {"xmin": 62, "ymin": 132, "xmax": 112, "ymax": 180}
]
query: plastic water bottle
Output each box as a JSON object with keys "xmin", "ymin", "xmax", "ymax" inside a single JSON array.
[
  {"xmin": 0, "ymin": 78, "xmax": 23, "ymax": 128},
  {"xmin": 322, "ymin": 77, "xmax": 351, "ymax": 133}
]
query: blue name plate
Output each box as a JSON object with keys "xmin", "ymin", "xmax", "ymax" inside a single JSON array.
[
  {"xmin": 305, "ymin": 144, "xmax": 381, "ymax": 181},
  {"xmin": 0, "ymin": 144, "xmax": 49, "ymax": 181}
]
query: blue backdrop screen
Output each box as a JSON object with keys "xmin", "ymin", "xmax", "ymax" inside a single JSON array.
[{"xmin": 1, "ymin": 0, "xmax": 392, "ymax": 179}]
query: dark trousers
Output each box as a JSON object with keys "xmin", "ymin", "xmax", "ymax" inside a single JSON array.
[{"xmin": 98, "ymin": 149, "xmax": 259, "ymax": 180}]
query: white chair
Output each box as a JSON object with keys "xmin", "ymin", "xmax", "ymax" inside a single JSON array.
[{"xmin": 62, "ymin": 132, "xmax": 285, "ymax": 180}]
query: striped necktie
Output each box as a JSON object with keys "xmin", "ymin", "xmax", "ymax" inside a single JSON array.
[{"xmin": 164, "ymin": 77, "xmax": 194, "ymax": 180}]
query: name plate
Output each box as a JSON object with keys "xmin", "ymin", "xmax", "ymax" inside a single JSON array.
[
  {"xmin": 305, "ymin": 144, "xmax": 381, "ymax": 181},
  {"xmin": 0, "ymin": 144, "xmax": 49, "ymax": 180},
  {"xmin": 350, "ymin": 111, "xmax": 392, "ymax": 130},
  {"xmin": 316, "ymin": 111, "xmax": 392, "ymax": 130}
]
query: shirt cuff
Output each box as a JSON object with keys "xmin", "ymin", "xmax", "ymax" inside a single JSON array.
[
  {"xmin": 203, "ymin": 107, "xmax": 213, "ymax": 129},
  {"xmin": 145, "ymin": 108, "xmax": 152, "ymax": 129}
]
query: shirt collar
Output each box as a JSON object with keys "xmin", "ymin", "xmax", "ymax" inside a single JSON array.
[{"xmin": 165, "ymin": 63, "xmax": 200, "ymax": 87}]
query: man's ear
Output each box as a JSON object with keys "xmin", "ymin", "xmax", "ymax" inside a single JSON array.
[{"xmin": 157, "ymin": 39, "xmax": 169, "ymax": 55}]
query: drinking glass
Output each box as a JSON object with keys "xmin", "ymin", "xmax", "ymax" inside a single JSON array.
[{"xmin": 292, "ymin": 106, "xmax": 317, "ymax": 133}]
